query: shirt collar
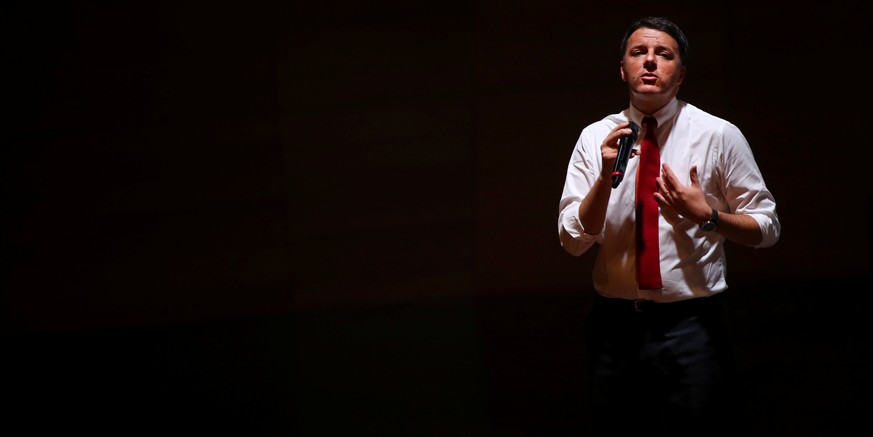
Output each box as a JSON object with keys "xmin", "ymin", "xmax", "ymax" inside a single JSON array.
[{"xmin": 628, "ymin": 98, "xmax": 680, "ymax": 128}]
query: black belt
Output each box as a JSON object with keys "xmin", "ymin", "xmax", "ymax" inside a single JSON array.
[{"xmin": 597, "ymin": 293, "xmax": 724, "ymax": 314}]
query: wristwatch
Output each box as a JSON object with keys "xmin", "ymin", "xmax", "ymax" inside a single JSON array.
[{"xmin": 699, "ymin": 208, "xmax": 719, "ymax": 231}]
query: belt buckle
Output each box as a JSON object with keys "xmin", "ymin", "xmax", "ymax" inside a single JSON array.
[{"xmin": 633, "ymin": 299, "xmax": 646, "ymax": 312}]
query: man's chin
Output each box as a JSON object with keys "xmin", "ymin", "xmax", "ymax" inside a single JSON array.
[
  {"xmin": 634, "ymin": 83, "xmax": 661, "ymax": 92},
  {"xmin": 632, "ymin": 88, "xmax": 663, "ymax": 96}
]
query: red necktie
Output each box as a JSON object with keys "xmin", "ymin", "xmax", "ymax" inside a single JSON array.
[{"xmin": 636, "ymin": 116, "xmax": 662, "ymax": 290}]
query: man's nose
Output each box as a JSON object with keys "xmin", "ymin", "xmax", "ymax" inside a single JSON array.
[{"xmin": 644, "ymin": 52, "xmax": 656, "ymax": 68}]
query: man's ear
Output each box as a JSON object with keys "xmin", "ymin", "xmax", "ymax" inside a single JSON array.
[
  {"xmin": 620, "ymin": 61, "xmax": 627, "ymax": 82},
  {"xmin": 676, "ymin": 65, "xmax": 686, "ymax": 85}
]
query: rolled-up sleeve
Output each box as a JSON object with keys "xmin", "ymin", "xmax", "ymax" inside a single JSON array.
[
  {"xmin": 558, "ymin": 129, "xmax": 603, "ymax": 256},
  {"xmin": 720, "ymin": 123, "xmax": 781, "ymax": 248},
  {"xmin": 559, "ymin": 200, "xmax": 598, "ymax": 256}
]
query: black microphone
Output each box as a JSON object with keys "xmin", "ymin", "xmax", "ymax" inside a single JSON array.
[{"xmin": 611, "ymin": 121, "xmax": 639, "ymax": 188}]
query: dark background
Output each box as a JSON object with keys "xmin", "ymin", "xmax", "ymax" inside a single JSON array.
[{"xmin": 3, "ymin": 0, "xmax": 871, "ymax": 435}]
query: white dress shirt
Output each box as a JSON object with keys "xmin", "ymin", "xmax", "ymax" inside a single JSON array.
[{"xmin": 558, "ymin": 98, "xmax": 781, "ymax": 302}]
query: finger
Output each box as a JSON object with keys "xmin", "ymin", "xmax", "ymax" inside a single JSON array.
[
  {"xmin": 660, "ymin": 163, "xmax": 678, "ymax": 190},
  {"xmin": 689, "ymin": 165, "xmax": 700, "ymax": 188},
  {"xmin": 618, "ymin": 123, "xmax": 635, "ymax": 142}
]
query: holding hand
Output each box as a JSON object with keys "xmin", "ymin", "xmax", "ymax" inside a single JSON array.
[{"xmin": 599, "ymin": 121, "xmax": 637, "ymax": 174}]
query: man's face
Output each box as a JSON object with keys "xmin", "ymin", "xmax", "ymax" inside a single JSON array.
[{"xmin": 620, "ymin": 27, "xmax": 685, "ymax": 100}]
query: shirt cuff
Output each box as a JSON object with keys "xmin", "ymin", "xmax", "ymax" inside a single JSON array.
[{"xmin": 562, "ymin": 209, "xmax": 599, "ymax": 242}]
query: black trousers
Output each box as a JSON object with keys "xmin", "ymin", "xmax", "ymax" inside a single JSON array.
[{"xmin": 585, "ymin": 293, "xmax": 739, "ymax": 435}]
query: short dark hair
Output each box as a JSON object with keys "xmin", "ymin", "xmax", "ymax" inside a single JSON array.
[{"xmin": 620, "ymin": 16, "xmax": 689, "ymax": 66}]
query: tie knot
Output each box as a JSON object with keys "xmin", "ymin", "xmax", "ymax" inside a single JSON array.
[{"xmin": 643, "ymin": 116, "xmax": 657, "ymax": 129}]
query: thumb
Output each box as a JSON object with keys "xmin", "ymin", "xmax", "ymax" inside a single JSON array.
[{"xmin": 689, "ymin": 165, "xmax": 700, "ymax": 188}]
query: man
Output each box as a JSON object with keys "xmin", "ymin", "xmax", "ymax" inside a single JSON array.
[{"xmin": 557, "ymin": 16, "xmax": 780, "ymax": 434}]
